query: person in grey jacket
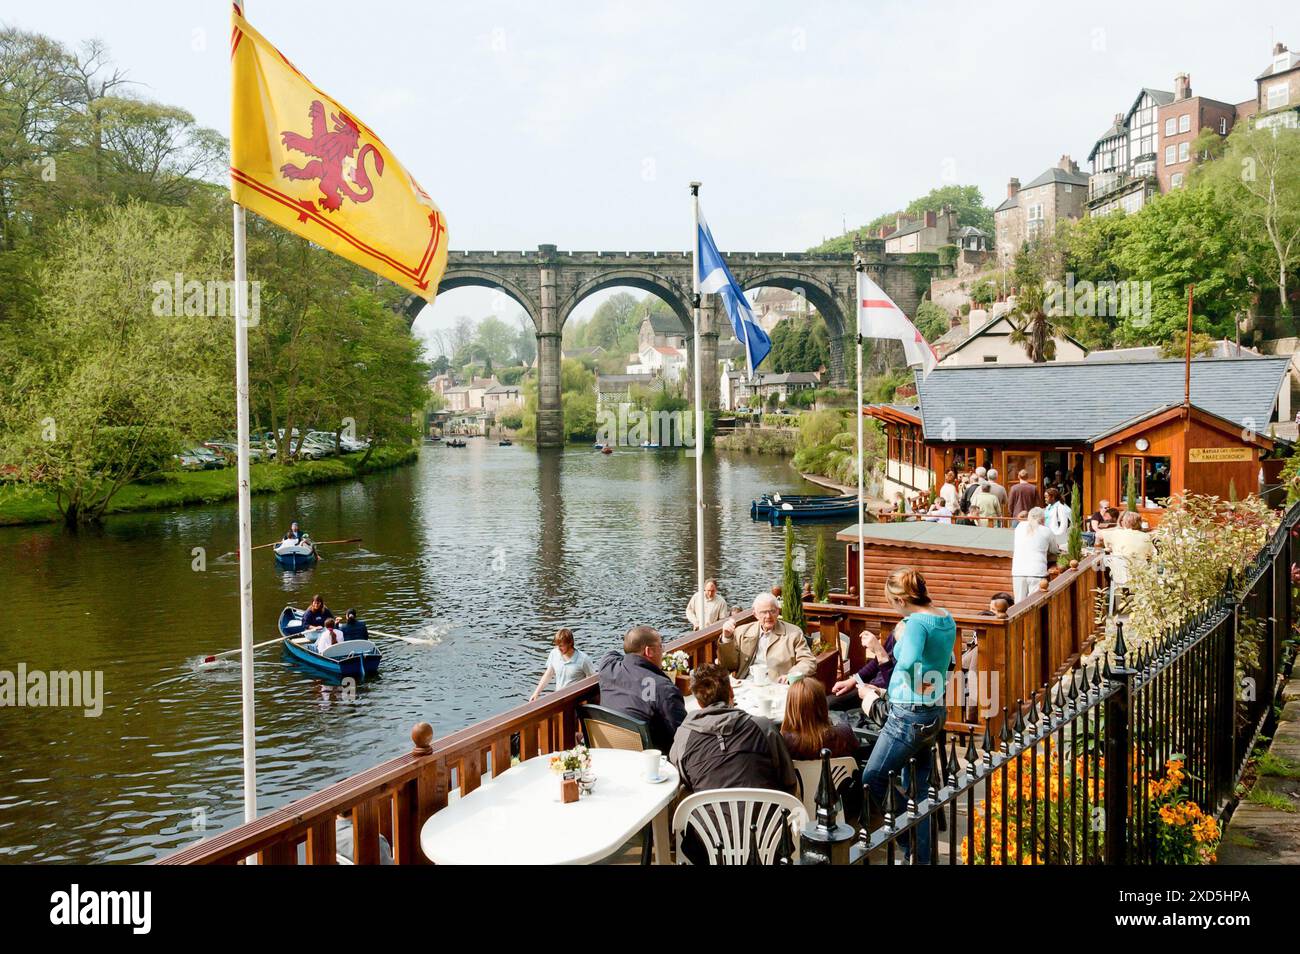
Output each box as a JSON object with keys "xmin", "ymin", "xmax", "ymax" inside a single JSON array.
[
  {"xmin": 596, "ymin": 625, "xmax": 685, "ymax": 753},
  {"xmin": 668, "ymin": 663, "xmax": 797, "ymax": 796}
]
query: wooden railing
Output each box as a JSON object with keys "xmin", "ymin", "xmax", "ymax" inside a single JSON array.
[
  {"xmin": 806, "ymin": 553, "xmax": 1105, "ymax": 737},
  {"xmin": 160, "ymin": 613, "xmax": 754, "ymax": 865},
  {"xmin": 161, "ymin": 553, "xmax": 1103, "ymax": 866}
]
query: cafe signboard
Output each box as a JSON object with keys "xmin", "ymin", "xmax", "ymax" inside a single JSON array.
[{"xmin": 1189, "ymin": 447, "xmax": 1253, "ymax": 463}]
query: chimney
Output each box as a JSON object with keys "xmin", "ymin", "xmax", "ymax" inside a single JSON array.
[
  {"xmin": 1174, "ymin": 73, "xmax": 1191, "ymax": 100},
  {"xmin": 1275, "ymin": 42, "xmax": 1287, "ymax": 56},
  {"xmin": 1057, "ymin": 154, "xmax": 1078, "ymax": 173},
  {"xmin": 895, "ymin": 213, "xmax": 906, "ymax": 231},
  {"xmin": 1007, "ymin": 177, "xmax": 1020, "ymax": 199}
]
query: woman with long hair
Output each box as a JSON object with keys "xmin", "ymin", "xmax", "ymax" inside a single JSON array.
[
  {"xmin": 302, "ymin": 593, "xmax": 332, "ymax": 629},
  {"xmin": 781, "ymin": 677, "xmax": 858, "ymax": 760},
  {"xmin": 861, "ymin": 566, "xmax": 955, "ymax": 864}
]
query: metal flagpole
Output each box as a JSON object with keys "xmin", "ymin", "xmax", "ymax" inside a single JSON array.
[
  {"xmin": 690, "ymin": 182, "xmax": 705, "ymax": 628},
  {"xmin": 854, "ymin": 264, "xmax": 866, "ymax": 608},
  {"xmin": 232, "ymin": 1, "xmax": 257, "ymax": 827}
]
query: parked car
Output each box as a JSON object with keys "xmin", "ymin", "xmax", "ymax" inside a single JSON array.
[{"xmin": 174, "ymin": 447, "xmax": 224, "ymax": 471}]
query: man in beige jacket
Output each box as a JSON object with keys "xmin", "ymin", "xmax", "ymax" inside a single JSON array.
[{"xmin": 718, "ymin": 592, "xmax": 816, "ymax": 683}]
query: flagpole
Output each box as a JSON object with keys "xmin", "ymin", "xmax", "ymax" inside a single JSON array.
[
  {"xmin": 854, "ymin": 264, "xmax": 866, "ymax": 608},
  {"xmin": 690, "ymin": 182, "xmax": 705, "ymax": 628},
  {"xmin": 232, "ymin": 2, "xmax": 257, "ymax": 827}
]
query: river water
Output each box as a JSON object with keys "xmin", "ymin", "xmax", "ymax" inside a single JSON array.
[{"xmin": 0, "ymin": 443, "xmax": 848, "ymax": 863}]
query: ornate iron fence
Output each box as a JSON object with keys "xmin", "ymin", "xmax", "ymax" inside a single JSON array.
[{"xmin": 798, "ymin": 501, "xmax": 1300, "ymax": 865}]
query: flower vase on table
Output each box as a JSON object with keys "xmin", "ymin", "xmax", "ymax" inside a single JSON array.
[
  {"xmin": 550, "ymin": 745, "xmax": 592, "ymax": 803},
  {"xmin": 661, "ymin": 650, "xmax": 692, "ymax": 697}
]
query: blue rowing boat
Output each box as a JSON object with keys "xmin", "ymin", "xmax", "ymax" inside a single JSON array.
[
  {"xmin": 751, "ymin": 493, "xmax": 855, "ymax": 519},
  {"xmin": 278, "ymin": 606, "xmax": 382, "ymax": 679},
  {"xmin": 766, "ymin": 496, "xmax": 860, "ymax": 525}
]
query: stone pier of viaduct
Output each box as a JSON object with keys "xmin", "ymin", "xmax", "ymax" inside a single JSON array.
[{"xmin": 406, "ymin": 240, "xmax": 946, "ymax": 447}]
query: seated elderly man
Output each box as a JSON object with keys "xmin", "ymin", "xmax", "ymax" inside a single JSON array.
[
  {"xmin": 596, "ymin": 625, "xmax": 686, "ymax": 752},
  {"xmin": 718, "ymin": 592, "xmax": 815, "ymax": 683},
  {"xmin": 1099, "ymin": 511, "xmax": 1155, "ymax": 564}
]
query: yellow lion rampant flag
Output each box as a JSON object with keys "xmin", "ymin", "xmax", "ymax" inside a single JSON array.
[{"xmin": 229, "ymin": 4, "xmax": 447, "ymax": 300}]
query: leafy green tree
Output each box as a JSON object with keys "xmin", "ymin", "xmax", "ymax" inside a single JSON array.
[
  {"xmin": 812, "ymin": 534, "xmax": 829, "ymax": 602},
  {"xmin": 1067, "ymin": 483, "xmax": 1083, "ymax": 563},
  {"xmin": 1, "ymin": 202, "xmax": 231, "ymax": 524},
  {"xmin": 913, "ymin": 300, "xmax": 950, "ymax": 341},
  {"xmin": 781, "ymin": 518, "xmax": 805, "ymax": 629},
  {"xmin": 1006, "ymin": 239, "xmax": 1068, "ymax": 361},
  {"xmin": 1202, "ymin": 122, "xmax": 1300, "ymax": 321}
]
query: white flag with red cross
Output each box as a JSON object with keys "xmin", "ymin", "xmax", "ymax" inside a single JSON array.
[{"xmin": 857, "ymin": 271, "xmax": 938, "ymax": 377}]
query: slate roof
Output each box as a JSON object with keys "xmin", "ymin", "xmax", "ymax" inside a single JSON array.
[
  {"xmin": 644, "ymin": 312, "xmax": 686, "ymax": 334},
  {"xmin": 1020, "ymin": 166, "xmax": 1090, "ymax": 190},
  {"xmin": 913, "ymin": 357, "xmax": 1290, "ymax": 443},
  {"xmin": 994, "ymin": 195, "xmax": 1019, "ymax": 213}
]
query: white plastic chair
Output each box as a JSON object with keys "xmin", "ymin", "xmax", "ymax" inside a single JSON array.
[
  {"xmin": 1105, "ymin": 552, "xmax": 1132, "ymax": 617},
  {"xmin": 792, "ymin": 757, "xmax": 859, "ymax": 819},
  {"xmin": 672, "ymin": 788, "xmax": 807, "ymax": 865}
]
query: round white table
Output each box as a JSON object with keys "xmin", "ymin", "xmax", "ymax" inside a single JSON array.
[{"xmin": 420, "ymin": 748, "xmax": 680, "ymax": 865}]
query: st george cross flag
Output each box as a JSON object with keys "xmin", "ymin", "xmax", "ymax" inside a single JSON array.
[
  {"xmin": 229, "ymin": 4, "xmax": 448, "ymax": 300},
  {"xmin": 697, "ymin": 209, "xmax": 771, "ymax": 377},
  {"xmin": 857, "ymin": 271, "xmax": 938, "ymax": 376}
]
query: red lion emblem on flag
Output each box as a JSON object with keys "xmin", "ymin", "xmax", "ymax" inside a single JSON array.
[{"xmin": 279, "ymin": 100, "xmax": 384, "ymax": 211}]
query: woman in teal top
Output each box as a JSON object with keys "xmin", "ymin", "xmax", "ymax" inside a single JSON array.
[{"xmin": 863, "ymin": 567, "xmax": 956, "ymax": 864}]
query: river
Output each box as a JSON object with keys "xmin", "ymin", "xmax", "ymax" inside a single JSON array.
[{"xmin": 0, "ymin": 443, "xmax": 849, "ymax": 863}]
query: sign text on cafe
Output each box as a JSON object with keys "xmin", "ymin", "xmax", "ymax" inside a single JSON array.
[{"xmin": 1189, "ymin": 447, "xmax": 1254, "ymax": 463}]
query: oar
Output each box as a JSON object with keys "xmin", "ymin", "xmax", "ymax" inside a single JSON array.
[
  {"xmin": 200, "ymin": 635, "xmax": 284, "ymax": 665},
  {"xmin": 368, "ymin": 628, "xmax": 438, "ymax": 646},
  {"xmin": 245, "ymin": 536, "xmax": 360, "ymax": 554}
]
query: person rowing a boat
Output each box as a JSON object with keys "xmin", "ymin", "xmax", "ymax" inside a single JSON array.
[
  {"xmin": 314, "ymin": 617, "xmax": 345, "ymax": 654},
  {"xmin": 339, "ymin": 608, "xmax": 368, "ymax": 641},
  {"xmin": 283, "ymin": 521, "xmax": 305, "ymax": 542},
  {"xmin": 302, "ymin": 594, "xmax": 333, "ymax": 629}
]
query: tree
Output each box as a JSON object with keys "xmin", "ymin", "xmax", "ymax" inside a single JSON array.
[
  {"xmin": 781, "ymin": 519, "xmax": 806, "ymax": 629},
  {"xmin": 1006, "ymin": 240, "xmax": 1068, "ymax": 361},
  {"xmin": 1125, "ymin": 464, "xmax": 1138, "ymax": 514},
  {"xmin": 812, "ymin": 535, "xmax": 829, "ymax": 602},
  {"xmin": 1, "ymin": 202, "xmax": 231, "ymax": 524},
  {"xmin": 1205, "ymin": 122, "xmax": 1300, "ymax": 321},
  {"xmin": 808, "ymin": 183, "xmax": 993, "ymax": 252},
  {"xmin": 1067, "ymin": 483, "xmax": 1083, "ymax": 564},
  {"xmin": 913, "ymin": 300, "xmax": 950, "ymax": 342}
]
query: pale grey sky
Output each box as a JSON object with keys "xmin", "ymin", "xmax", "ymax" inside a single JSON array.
[{"xmin": 8, "ymin": 0, "xmax": 1298, "ymax": 350}]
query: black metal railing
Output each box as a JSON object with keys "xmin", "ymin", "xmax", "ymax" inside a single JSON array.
[{"xmin": 795, "ymin": 500, "xmax": 1299, "ymax": 865}]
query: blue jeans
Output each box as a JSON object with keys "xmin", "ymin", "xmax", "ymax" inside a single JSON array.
[{"xmin": 862, "ymin": 703, "xmax": 945, "ymax": 863}]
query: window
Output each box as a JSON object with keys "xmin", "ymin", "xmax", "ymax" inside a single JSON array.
[
  {"xmin": 1005, "ymin": 452, "xmax": 1040, "ymax": 485},
  {"xmin": 1119, "ymin": 455, "xmax": 1172, "ymax": 508},
  {"xmin": 1179, "ymin": 141, "xmax": 1190, "ymax": 162},
  {"xmin": 1171, "ymin": 172, "xmax": 1184, "ymax": 188},
  {"xmin": 1165, "ymin": 145, "xmax": 1176, "ymax": 166},
  {"xmin": 1027, "ymin": 203, "xmax": 1044, "ymax": 221},
  {"xmin": 1268, "ymin": 83, "xmax": 1290, "ymax": 110},
  {"xmin": 1165, "ymin": 117, "xmax": 1176, "ymax": 136},
  {"xmin": 1064, "ymin": 184, "xmax": 1072, "ymax": 193},
  {"xmin": 1179, "ymin": 114, "xmax": 1190, "ymax": 133},
  {"xmin": 983, "ymin": 356, "xmax": 997, "ymax": 363},
  {"xmin": 1220, "ymin": 117, "xmax": 1228, "ymax": 135}
]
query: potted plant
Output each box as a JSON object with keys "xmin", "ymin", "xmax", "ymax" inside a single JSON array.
[
  {"xmin": 661, "ymin": 649, "xmax": 692, "ymax": 695},
  {"xmin": 549, "ymin": 744, "xmax": 592, "ymax": 803}
]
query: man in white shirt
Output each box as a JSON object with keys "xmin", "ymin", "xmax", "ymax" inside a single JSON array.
[
  {"xmin": 686, "ymin": 578, "xmax": 728, "ymax": 629},
  {"xmin": 1011, "ymin": 507, "xmax": 1056, "ymax": 602}
]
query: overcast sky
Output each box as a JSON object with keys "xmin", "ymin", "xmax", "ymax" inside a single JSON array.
[{"xmin": 8, "ymin": 0, "xmax": 1299, "ymax": 349}]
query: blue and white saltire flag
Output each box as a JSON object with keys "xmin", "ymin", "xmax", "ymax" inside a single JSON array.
[{"xmin": 697, "ymin": 209, "xmax": 771, "ymax": 378}]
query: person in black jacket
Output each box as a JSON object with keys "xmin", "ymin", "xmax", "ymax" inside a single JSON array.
[
  {"xmin": 668, "ymin": 663, "xmax": 797, "ymax": 796},
  {"xmin": 596, "ymin": 625, "xmax": 685, "ymax": 752}
]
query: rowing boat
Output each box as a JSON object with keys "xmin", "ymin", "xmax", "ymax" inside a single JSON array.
[{"xmin": 278, "ymin": 606, "xmax": 382, "ymax": 679}]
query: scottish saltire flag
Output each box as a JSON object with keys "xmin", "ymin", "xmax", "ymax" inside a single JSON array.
[
  {"xmin": 858, "ymin": 272, "xmax": 938, "ymax": 377},
  {"xmin": 697, "ymin": 209, "xmax": 771, "ymax": 377}
]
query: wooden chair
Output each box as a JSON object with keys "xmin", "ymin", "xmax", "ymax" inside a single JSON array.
[
  {"xmin": 577, "ymin": 704, "xmax": 654, "ymax": 751},
  {"xmin": 672, "ymin": 789, "xmax": 807, "ymax": 865}
]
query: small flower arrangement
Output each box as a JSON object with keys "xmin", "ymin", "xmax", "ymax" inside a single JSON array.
[
  {"xmin": 661, "ymin": 650, "xmax": 691, "ymax": 676},
  {"xmin": 549, "ymin": 744, "xmax": 591, "ymax": 777}
]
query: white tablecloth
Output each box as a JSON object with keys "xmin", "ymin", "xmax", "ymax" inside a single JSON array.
[
  {"xmin": 685, "ymin": 677, "xmax": 788, "ymax": 723},
  {"xmin": 420, "ymin": 748, "xmax": 680, "ymax": 865}
]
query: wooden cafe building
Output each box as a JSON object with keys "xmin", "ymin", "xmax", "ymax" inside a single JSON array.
[{"xmin": 865, "ymin": 356, "xmax": 1293, "ymax": 523}]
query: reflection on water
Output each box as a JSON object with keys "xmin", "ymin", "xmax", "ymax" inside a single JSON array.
[{"xmin": 0, "ymin": 443, "xmax": 845, "ymax": 862}]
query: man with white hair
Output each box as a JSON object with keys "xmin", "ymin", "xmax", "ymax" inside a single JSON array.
[
  {"xmin": 986, "ymin": 469, "xmax": 1008, "ymax": 510},
  {"xmin": 960, "ymin": 466, "xmax": 988, "ymax": 515},
  {"xmin": 718, "ymin": 592, "xmax": 815, "ymax": 683},
  {"xmin": 1011, "ymin": 506, "xmax": 1056, "ymax": 601}
]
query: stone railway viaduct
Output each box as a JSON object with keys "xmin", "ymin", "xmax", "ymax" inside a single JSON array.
[{"xmin": 403, "ymin": 240, "xmax": 946, "ymax": 447}]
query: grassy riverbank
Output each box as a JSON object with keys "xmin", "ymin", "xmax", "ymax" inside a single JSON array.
[{"xmin": 0, "ymin": 445, "xmax": 419, "ymax": 527}]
